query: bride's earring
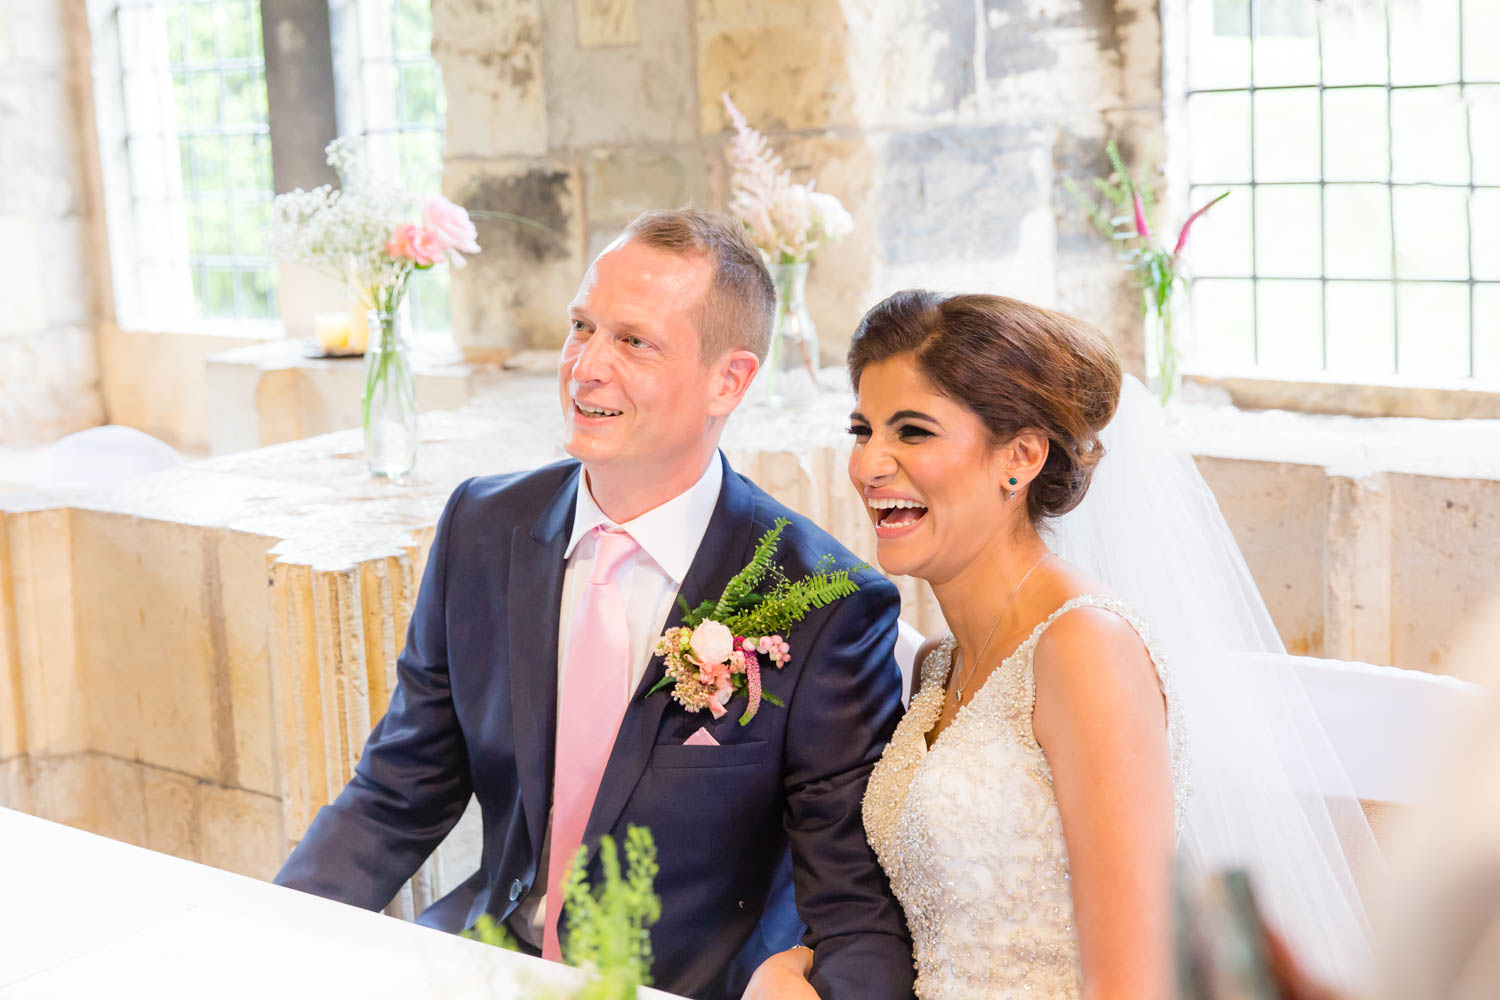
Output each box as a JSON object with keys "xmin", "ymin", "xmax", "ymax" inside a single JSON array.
[{"xmin": 1006, "ymin": 476, "xmax": 1018, "ymax": 500}]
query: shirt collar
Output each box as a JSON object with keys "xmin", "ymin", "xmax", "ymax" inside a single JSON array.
[{"xmin": 566, "ymin": 454, "xmax": 724, "ymax": 583}]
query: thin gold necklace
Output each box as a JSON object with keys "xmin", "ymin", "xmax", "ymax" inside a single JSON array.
[{"xmin": 949, "ymin": 551, "xmax": 1055, "ymax": 705}]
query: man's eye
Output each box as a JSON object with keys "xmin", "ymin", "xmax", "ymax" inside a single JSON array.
[
  {"xmin": 624, "ymin": 335, "xmax": 646, "ymax": 349},
  {"xmin": 846, "ymin": 424, "xmax": 871, "ymax": 440}
]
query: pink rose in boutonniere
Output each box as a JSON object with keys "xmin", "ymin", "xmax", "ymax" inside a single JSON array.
[{"xmin": 646, "ymin": 518, "xmax": 862, "ymax": 726}]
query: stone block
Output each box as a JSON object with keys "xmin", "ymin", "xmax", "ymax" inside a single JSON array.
[
  {"xmin": 197, "ymin": 784, "xmax": 284, "ymax": 880},
  {"xmin": 875, "ymin": 124, "xmax": 1050, "ymax": 267},
  {"xmin": 1388, "ymin": 475, "xmax": 1500, "ymax": 675},
  {"xmin": 71, "ymin": 511, "xmax": 220, "ymax": 779},
  {"xmin": 584, "ymin": 146, "xmax": 706, "ymax": 230},
  {"xmin": 1194, "ymin": 457, "xmax": 1330, "ymax": 656},
  {"xmin": 576, "ymin": 0, "xmax": 639, "ymax": 47},
  {"xmin": 696, "ymin": 0, "xmax": 857, "ymax": 134},
  {"xmin": 432, "ymin": 0, "xmax": 548, "ymax": 158},
  {"xmin": 0, "ymin": 79, "xmax": 83, "ymax": 218},
  {"xmin": 543, "ymin": 0, "xmax": 697, "ymax": 148},
  {"xmin": 447, "ymin": 159, "xmax": 585, "ymax": 354},
  {"xmin": 0, "ymin": 217, "xmax": 48, "ymax": 334},
  {"xmin": 0, "ymin": 756, "xmax": 33, "ymax": 812},
  {"xmin": 982, "ymin": 0, "xmax": 1147, "ymax": 112},
  {"xmin": 842, "ymin": 0, "xmax": 978, "ymax": 125},
  {"xmin": 34, "ymin": 753, "xmax": 148, "ymax": 847},
  {"xmin": 218, "ymin": 529, "xmax": 279, "ymax": 795},
  {"xmin": 0, "ymin": 326, "xmax": 105, "ymax": 445},
  {"xmin": 142, "ymin": 764, "xmax": 200, "ymax": 861},
  {"xmin": 8, "ymin": 508, "xmax": 85, "ymax": 756}
]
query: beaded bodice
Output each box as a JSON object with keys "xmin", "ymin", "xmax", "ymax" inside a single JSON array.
[{"xmin": 863, "ymin": 595, "xmax": 1189, "ymax": 1000}]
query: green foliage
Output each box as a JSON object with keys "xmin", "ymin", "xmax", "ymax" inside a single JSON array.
[
  {"xmin": 462, "ymin": 913, "xmax": 521, "ymax": 952},
  {"xmin": 721, "ymin": 569, "xmax": 861, "ymax": 640},
  {"xmin": 562, "ymin": 826, "xmax": 662, "ymax": 1000},
  {"xmin": 709, "ymin": 518, "xmax": 789, "ymax": 623}
]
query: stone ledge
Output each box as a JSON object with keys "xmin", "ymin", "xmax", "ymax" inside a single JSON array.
[
  {"xmin": 1186, "ymin": 372, "xmax": 1500, "ymax": 422},
  {"xmin": 203, "ymin": 338, "xmax": 509, "ymax": 456}
]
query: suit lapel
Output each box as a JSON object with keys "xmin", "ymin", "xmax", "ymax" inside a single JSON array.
[
  {"xmin": 579, "ymin": 455, "xmax": 758, "ymax": 865},
  {"xmin": 508, "ymin": 465, "xmax": 580, "ymax": 860}
]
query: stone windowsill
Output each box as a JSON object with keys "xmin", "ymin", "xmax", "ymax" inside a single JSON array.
[{"xmin": 1185, "ymin": 371, "xmax": 1500, "ymax": 421}]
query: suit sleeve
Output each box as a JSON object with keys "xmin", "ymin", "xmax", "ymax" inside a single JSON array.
[
  {"xmin": 782, "ymin": 574, "xmax": 916, "ymax": 1000},
  {"xmin": 274, "ymin": 477, "xmax": 476, "ymax": 910}
]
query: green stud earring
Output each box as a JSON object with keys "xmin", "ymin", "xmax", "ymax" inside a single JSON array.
[{"xmin": 1009, "ymin": 477, "xmax": 1018, "ymax": 486}]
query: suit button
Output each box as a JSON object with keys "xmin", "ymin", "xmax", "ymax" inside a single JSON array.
[{"xmin": 509, "ymin": 879, "xmax": 525, "ymax": 901}]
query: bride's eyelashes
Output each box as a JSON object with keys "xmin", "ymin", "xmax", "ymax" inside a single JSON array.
[{"xmin": 846, "ymin": 422, "xmax": 933, "ymax": 443}]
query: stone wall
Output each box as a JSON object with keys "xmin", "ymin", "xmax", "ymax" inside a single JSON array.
[
  {"xmin": 0, "ymin": 2, "xmax": 106, "ymax": 444},
  {"xmin": 433, "ymin": 0, "xmax": 1159, "ymax": 372}
]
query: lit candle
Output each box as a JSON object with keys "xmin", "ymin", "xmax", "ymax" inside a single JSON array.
[
  {"xmin": 347, "ymin": 307, "xmax": 370, "ymax": 353},
  {"xmin": 314, "ymin": 312, "xmax": 352, "ymax": 352}
]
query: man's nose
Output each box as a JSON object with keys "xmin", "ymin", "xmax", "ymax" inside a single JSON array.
[{"xmin": 568, "ymin": 332, "xmax": 613, "ymax": 384}]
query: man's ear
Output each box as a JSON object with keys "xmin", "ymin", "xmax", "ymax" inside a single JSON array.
[{"xmin": 707, "ymin": 349, "xmax": 760, "ymax": 418}]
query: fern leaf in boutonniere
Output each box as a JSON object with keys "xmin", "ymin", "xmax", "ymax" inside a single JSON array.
[{"xmin": 645, "ymin": 518, "xmax": 865, "ymax": 725}]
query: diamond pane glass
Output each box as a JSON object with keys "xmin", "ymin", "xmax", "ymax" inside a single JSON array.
[
  {"xmin": 1322, "ymin": 87, "xmax": 1388, "ymax": 182},
  {"xmin": 1190, "ymin": 278, "xmax": 1256, "ymax": 370},
  {"xmin": 1186, "ymin": 185, "xmax": 1252, "ymax": 275},
  {"xmin": 1253, "ymin": 88, "xmax": 1321, "ymax": 182},
  {"xmin": 1256, "ymin": 279, "xmax": 1323, "ymax": 372},
  {"xmin": 1390, "ymin": 86, "xmax": 1469, "ymax": 185},
  {"xmin": 1255, "ymin": 185, "xmax": 1322, "ymax": 277},
  {"xmin": 1396, "ymin": 282, "xmax": 1470, "ymax": 379},
  {"xmin": 1392, "ymin": 186, "xmax": 1469, "ymax": 280},
  {"xmin": 1324, "ymin": 184, "xmax": 1392, "ymax": 279},
  {"xmin": 1325, "ymin": 280, "xmax": 1395, "ymax": 376}
]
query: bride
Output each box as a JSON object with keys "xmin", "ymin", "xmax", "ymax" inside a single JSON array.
[{"xmin": 747, "ymin": 290, "xmax": 1378, "ymax": 999}]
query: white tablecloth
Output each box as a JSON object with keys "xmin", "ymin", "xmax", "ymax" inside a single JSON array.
[{"xmin": 0, "ymin": 808, "xmax": 681, "ymax": 999}]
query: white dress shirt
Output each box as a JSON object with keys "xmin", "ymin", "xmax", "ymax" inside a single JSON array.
[{"xmin": 511, "ymin": 453, "xmax": 724, "ymax": 946}]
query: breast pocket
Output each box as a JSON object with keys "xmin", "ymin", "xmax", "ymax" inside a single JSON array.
[{"xmin": 649, "ymin": 738, "xmax": 770, "ymax": 770}]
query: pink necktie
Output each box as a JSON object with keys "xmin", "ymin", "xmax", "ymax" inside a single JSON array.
[{"xmin": 542, "ymin": 526, "xmax": 640, "ymax": 962}]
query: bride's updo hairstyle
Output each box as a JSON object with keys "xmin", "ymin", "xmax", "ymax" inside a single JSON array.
[{"xmin": 848, "ymin": 290, "xmax": 1122, "ymax": 526}]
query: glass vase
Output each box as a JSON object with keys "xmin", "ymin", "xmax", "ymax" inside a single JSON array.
[
  {"xmin": 362, "ymin": 309, "xmax": 419, "ymax": 480},
  {"xmin": 763, "ymin": 260, "xmax": 821, "ymax": 407},
  {"xmin": 1145, "ymin": 297, "xmax": 1182, "ymax": 409}
]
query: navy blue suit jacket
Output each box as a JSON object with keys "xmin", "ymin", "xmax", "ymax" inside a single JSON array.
[{"xmin": 275, "ymin": 455, "xmax": 915, "ymax": 1000}]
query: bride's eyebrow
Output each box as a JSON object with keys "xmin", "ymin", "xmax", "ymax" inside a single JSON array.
[
  {"xmin": 888, "ymin": 409, "xmax": 939, "ymax": 425},
  {"xmin": 848, "ymin": 411, "xmax": 869, "ymax": 423}
]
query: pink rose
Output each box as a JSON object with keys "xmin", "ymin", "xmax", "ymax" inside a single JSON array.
[
  {"xmin": 690, "ymin": 620, "xmax": 735, "ymax": 665},
  {"xmin": 385, "ymin": 223, "xmax": 445, "ymax": 267},
  {"xmin": 421, "ymin": 195, "xmax": 480, "ymax": 265}
]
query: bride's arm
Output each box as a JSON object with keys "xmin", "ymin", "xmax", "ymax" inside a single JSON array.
[
  {"xmin": 1032, "ymin": 607, "xmax": 1176, "ymax": 1000},
  {"xmin": 742, "ymin": 946, "xmax": 819, "ymax": 1000}
]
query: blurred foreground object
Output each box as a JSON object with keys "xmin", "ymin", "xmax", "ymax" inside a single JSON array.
[{"xmin": 40, "ymin": 425, "xmax": 183, "ymax": 489}]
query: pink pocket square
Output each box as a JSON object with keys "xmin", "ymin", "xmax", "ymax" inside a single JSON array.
[{"xmin": 683, "ymin": 726, "xmax": 720, "ymax": 747}]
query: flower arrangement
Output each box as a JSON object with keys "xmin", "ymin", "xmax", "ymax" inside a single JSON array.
[
  {"xmin": 268, "ymin": 137, "xmax": 480, "ymax": 477},
  {"xmin": 268, "ymin": 136, "xmax": 480, "ymax": 320},
  {"xmin": 646, "ymin": 518, "xmax": 861, "ymax": 725},
  {"xmin": 1064, "ymin": 139, "xmax": 1228, "ymax": 406},
  {"xmin": 464, "ymin": 825, "xmax": 660, "ymax": 1000},
  {"xmin": 722, "ymin": 94, "xmax": 853, "ymax": 265}
]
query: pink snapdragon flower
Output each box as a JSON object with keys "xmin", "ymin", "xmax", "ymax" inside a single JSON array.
[
  {"xmin": 421, "ymin": 195, "xmax": 481, "ymax": 266},
  {"xmin": 1131, "ymin": 190, "xmax": 1151, "ymax": 240},
  {"xmin": 386, "ymin": 223, "xmax": 445, "ymax": 267}
]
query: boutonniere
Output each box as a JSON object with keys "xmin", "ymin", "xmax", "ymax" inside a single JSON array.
[{"xmin": 644, "ymin": 517, "xmax": 861, "ymax": 725}]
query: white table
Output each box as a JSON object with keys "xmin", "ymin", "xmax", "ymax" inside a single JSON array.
[{"xmin": 0, "ymin": 808, "xmax": 681, "ymax": 999}]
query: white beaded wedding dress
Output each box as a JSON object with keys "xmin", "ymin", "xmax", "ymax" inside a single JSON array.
[
  {"xmin": 863, "ymin": 596, "xmax": 1189, "ymax": 999},
  {"xmin": 861, "ymin": 379, "xmax": 1378, "ymax": 998}
]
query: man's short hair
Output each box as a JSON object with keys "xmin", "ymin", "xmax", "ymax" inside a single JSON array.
[{"xmin": 620, "ymin": 208, "xmax": 775, "ymax": 363}]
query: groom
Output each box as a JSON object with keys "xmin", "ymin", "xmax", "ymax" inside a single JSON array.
[{"xmin": 275, "ymin": 209, "xmax": 914, "ymax": 1000}]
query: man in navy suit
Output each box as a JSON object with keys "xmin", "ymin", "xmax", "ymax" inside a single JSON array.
[{"xmin": 274, "ymin": 208, "xmax": 913, "ymax": 1000}]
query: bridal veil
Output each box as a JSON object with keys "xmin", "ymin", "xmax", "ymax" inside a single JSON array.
[{"xmin": 1045, "ymin": 377, "xmax": 1379, "ymax": 988}]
